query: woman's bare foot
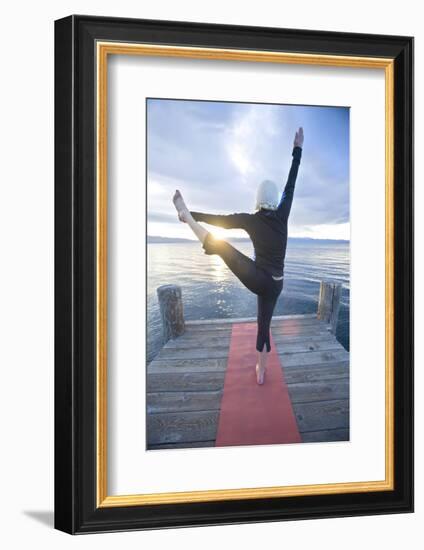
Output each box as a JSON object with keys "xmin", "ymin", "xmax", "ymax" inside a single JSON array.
[
  {"xmin": 173, "ymin": 190, "xmax": 189, "ymax": 223},
  {"xmin": 256, "ymin": 363, "xmax": 266, "ymax": 385}
]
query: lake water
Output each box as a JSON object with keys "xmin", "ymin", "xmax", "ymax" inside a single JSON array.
[{"xmin": 147, "ymin": 240, "xmax": 350, "ymax": 362}]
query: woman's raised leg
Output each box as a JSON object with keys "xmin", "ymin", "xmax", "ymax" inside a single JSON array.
[
  {"xmin": 173, "ymin": 190, "xmax": 263, "ymax": 295},
  {"xmin": 173, "ymin": 190, "xmax": 208, "ymax": 244}
]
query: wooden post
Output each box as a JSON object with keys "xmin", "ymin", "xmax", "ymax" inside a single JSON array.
[
  {"xmin": 317, "ymin": 280, "xmax": 342, "ymax": 334},
  {"xmin": 157, "ymin": 284, "xmax": 185, "ymax": 344}
]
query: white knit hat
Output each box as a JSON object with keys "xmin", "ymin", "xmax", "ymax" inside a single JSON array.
[{"xmin": 255, "ymin": 179, "xmax": 279, "ymax": 211}]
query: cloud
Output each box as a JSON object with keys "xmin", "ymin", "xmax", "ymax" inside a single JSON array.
[
  {"xmin": 225, "ymin": 104, "xmax": 280, "ymax": 178},
  {"xmin": 147, "ymin": 99, "xmax": 350, "ymax": 239},
  {"xmin": 148, "ymin": 211, "xmax": 178, "ymax": 224}
]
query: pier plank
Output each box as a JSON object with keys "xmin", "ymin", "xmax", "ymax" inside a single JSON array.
[
  {"xmin": 156, "ymin": 336, "xmax": 344, "ymax": 361},
  {"xmin": 148, "ymin": 358, "xmax": 227, "ymax": 372},
  {"xmin": 283, "ymin": 361, "xmax": 349, "ymax": 384},
  {"xmin": 301, "ymin": 428, "xmax": 349, "ymax": 443},
  {"xmin": 163, "ymin": 334, "xmax": 340, "ymax": 353},
  {"xmin": 278, "ymin": 349, "xmax": 349, "ymax": 367},
  {"xmin": 163, "ymin": 335, "xmax": 231, "ymax": 349},
  {"xmin": 273, "ymin": 332, "xmax": 338, "ymax": 344},
  {"xmin": 288, "ymin": 380, "xmax": 349, "ymax": 403},
  {"xmin": 184, "ymin": 316, "xmax": 328, "ymax": 332},
  {"xmin": 147, "ymin": 390, "xmax": 222, "ymax": 414},
  {"xmin": 173, "ymin": 328, "xmax": 332, "ymax": 346},
  {"xmin": 149, "ymin": 440, "xmax": 216, "ymax": 450},
  {"xmin": 156, "ymin": 346, "xmax": 229, "ymax": 360},
  {"xmin": 185, "ymin": 313, "xmax": 317, "ymax": 325},
  {"xmin": 147, "ymin": 410, "xmax": 219, "ymax": 445},
  {"xmin": 183, "ymin": 326, "xmax": 331, "ymax": 338},
  {"xmin": 147, "ymin": 372, "xmax": 225, "ymax": 392},
  {"xmin": 293, "ymin": 399, "xmax": 349, "ymax": 432}
]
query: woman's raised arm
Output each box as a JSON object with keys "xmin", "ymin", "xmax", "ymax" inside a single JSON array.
[
  {"xmin": 190, "ymin": 211, "xmax": 251, "ymax": 230},
  {"xmin": 277, "ymin": 127, "xmax": 304, "ymax": 220}
]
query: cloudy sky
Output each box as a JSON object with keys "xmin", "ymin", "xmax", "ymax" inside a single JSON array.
[{"xmin": 147, "ymin": 98, "xmax": 349, "ymax": 240}]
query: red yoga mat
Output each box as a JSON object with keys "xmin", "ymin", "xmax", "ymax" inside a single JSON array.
[{"xmin": 215, "ymin": 322, "xmax": 301, "ymax": 447}]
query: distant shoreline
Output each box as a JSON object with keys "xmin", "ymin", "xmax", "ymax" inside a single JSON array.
[{"xmin": 148, "ymin": 235, "xmax": 349, "ymax": 245}]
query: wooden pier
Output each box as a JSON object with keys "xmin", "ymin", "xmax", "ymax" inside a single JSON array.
[{"xmin": 147, "ymin": 281, "xmax": 349, "ymax": 449}]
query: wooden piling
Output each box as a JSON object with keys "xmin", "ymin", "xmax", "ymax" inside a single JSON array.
[
  {"xmin": 157, "ymin": 284, "xmax": 185, "ymax": 344},
  {"xmin": 317, "ymin": 280, "xmax": 342, "ymax": 334}
]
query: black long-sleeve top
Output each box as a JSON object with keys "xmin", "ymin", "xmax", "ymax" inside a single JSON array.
[{"xmin": 190, "ymin": 146, "xmax": 302, "ymax": 278}]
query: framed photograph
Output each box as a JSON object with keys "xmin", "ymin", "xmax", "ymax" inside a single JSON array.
[{"xmin": 54, "ymin": 15, "xmax": 414, "ymax": 534}]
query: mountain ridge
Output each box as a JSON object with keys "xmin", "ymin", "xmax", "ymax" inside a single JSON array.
[{"xmin": 148, "ymin": 235, "xmax": 349, "ymax": 244}]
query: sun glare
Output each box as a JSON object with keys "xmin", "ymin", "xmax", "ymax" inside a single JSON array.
[
  {"xmin": 209, "ymin": 228, "xmax": 227, "ymax": 240},
  {"xmin": 229, "ymin": 144, "xmax": 251, "ymax": 176}
]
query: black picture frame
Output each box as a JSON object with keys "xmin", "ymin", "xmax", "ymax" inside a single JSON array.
[{"xmin": 54, "ymin": 14, "xmax": 414, "ymax": 534}]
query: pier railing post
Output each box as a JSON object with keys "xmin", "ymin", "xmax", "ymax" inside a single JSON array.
[
  {"xmin": 157, "ymin": 284, "xmax": 185, "ymax": 344},
  {"xmin": 317, "ymin": 280, "xmax": 341, "ymax": 335}
]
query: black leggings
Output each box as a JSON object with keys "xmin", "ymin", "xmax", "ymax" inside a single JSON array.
[{"xmin": 202, "ymin": 232, "xmax": 283, "ymax": 352}]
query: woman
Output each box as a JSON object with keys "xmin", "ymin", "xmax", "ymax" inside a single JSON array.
[{"xmin": 172, "ymin": 127, "xmax": 304, "ymax": 385}]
